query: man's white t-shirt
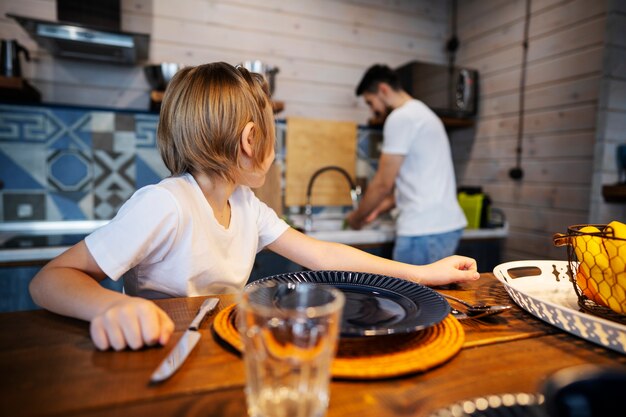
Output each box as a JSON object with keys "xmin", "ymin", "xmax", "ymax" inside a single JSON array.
[
  {"xmin": 382, "ymin": 99, "xmax": 467, "ymax": 236},
  {"xmin": 85, "ymin": 173, "xmax": 289, "ymax": 298}
]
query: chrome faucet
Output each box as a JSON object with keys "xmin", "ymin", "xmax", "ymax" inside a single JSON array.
[{"xmin": 304, "ymin": 165, "xmax": 361, "ymax": 232}]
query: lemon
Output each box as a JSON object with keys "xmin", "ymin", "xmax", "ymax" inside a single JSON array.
[
  {"xmin": 603, "ymin": 221, "xmax": 626, "ymax": 313},
  {"xmin": 575, "ymin": 268, "xmax": 606, "ymax": 307},
  {"xmin": 573, "ymin": 226, "xmax": 613, "ymax": 308}
]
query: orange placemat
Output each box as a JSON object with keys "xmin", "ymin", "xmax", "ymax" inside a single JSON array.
[{"xmin": 212, "ymin": 303, "xmax": 464, "ymax": 380}]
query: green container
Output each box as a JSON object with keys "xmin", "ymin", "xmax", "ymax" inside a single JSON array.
[{"xmin": 458, "ymin": 192, "xmax": 484, "ymax": 229}]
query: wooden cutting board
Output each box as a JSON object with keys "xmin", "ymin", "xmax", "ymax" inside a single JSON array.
[
  {"xmin": 285, "ymin": 117, "xmax": 357, "ymax": 207},
  {"xmin": 252, "ymin": 162, "xmax": 282, "ymax": 215}
]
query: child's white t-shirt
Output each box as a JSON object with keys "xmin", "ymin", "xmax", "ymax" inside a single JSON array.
[{"xmin": 85, "ymin": 173, "xmax": 289, "ymax": 298}]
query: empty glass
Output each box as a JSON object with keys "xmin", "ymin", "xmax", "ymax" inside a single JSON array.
[{"xmin": 238, "ymin": 282, "xmax": 345, "ymax": 417}]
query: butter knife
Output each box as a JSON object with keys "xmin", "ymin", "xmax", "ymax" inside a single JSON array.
[{"xmin": 150, "ymin": 297, "xmax": 219, "ymax": 383}]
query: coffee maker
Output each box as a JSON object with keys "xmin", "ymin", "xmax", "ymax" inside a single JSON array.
[{"xmin": 0, "ymin": 39, "xmax": 41, "ymax": 102}]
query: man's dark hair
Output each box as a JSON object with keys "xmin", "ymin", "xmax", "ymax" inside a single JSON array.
[{"xmin": 355, "ymin": 64, "xmax": 403, "ymax": 96}]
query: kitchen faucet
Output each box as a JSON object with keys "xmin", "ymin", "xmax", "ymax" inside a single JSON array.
[{"xmin": 304, "ymin": 165, "xmax": 361, "ymax": 232}]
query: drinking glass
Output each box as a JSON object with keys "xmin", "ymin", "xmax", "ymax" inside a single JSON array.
[{"xmin": 238, "ymin": 282, "xmax": 345, "ymax": 417}]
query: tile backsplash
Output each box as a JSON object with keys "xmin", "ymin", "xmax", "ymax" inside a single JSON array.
[
  {"xmin": 0, "ymin": 103, "xmax": 381, "ymax": 222},
  {"xmin": 0, "ymin": 103, "xmax": 167, "ymax": 221}
]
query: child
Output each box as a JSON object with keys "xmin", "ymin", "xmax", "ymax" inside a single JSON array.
[{"xmin": 29, "ymin": 62, "xmax": 479, "ymax": 352}]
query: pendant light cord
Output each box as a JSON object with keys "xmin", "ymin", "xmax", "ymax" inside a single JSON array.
[
  {"xmin": 447, "ymin": 0, "xmax": 459, "ymax": 69},
  {"xmin": 511, "ymin": 0, "xmax": 532, "ymax": 180}
]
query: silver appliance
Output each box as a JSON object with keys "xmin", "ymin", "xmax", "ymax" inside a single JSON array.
[
  {"xmin": 1, "ymin": 39, "xmax": 30, "ymax": 77},
  {"xmin": 240, "ymin": 60, "xmax": 279, "ymax": 96},
  {"xmin": 395, "ymin": 61, "xmax": 479, "ymax": 119},
  {"xmin": 8, "ymin": 0, "xmax": 149, "ymax": 65}
]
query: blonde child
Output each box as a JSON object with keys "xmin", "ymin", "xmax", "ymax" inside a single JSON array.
[{"xmin": 29, "ymin": 62, "xmax": 479, "ymax": 351}]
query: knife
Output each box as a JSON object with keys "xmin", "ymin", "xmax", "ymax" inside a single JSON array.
[{"xmin": 150, "ymin": 297, "xmax": 219, "ymax": 383}]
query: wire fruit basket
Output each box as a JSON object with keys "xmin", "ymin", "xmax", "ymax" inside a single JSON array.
[{"xmin": 553, "ymin": 223, "xmax": 626, "ymax": 324}]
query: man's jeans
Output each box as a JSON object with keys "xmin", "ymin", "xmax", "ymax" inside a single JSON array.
[{"xmin": 393, "ymin": 229, "xmax": 463, "ymax": 265}]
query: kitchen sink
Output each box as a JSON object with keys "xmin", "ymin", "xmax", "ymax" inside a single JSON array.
[{"xmin": 287, "ymin": 214, "xmax": 396, "ymax": 245}]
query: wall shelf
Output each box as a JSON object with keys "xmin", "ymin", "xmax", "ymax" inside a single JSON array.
[
  {"xmin": 441, "ymin": 116, "xmax": 475, "ymax": 128},
  {"xmin": 602, "ymin": 184, "xmax": 626, "ymax": 203}
]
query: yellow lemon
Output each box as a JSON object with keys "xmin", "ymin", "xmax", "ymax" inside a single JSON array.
[
  {"xmin": 575, "ymin": 268, "xmax": 606, "ymax": 307},
  {"xmin": 603, "ymin": 221, "xmax": 626, "ymax": 314},
  {"xmin": 573, "ymin": 226, "xmax": 613, "ymax": 308}
]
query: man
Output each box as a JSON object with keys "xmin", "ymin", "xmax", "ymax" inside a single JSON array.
[{"xmin": 346, "ymin": 64, "xmax": 467, "ymax": 265}]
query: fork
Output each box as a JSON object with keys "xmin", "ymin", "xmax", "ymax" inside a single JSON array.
[{"xmin": 441, "ymin": 293, "xmax": 511, "ymax": 318}]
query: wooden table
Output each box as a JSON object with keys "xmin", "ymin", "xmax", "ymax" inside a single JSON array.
[{"xmin": 1, "ymin": 274, "xmax": 624, "ymax": 417}]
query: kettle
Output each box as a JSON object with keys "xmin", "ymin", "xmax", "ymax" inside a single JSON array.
[{"xmin": 1, "ymin": 39, "xmax": 30, "ymax": 78}]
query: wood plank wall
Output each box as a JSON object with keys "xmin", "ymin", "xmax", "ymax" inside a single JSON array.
[
  {"xmin": 450, "ymin": 0, "xmax": 611, "ymax": 262},
  {"xmin": 0, "ymin": 0, "xmax": 449, "ymax": 121},
  {"xmin": 589, "ymin": 0, "xmax": 626, "ymax": 223}
]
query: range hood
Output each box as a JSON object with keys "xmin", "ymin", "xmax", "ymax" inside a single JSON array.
[{"xmin": 8, "ymin": 0, "xmax": 149, "ymax": 65}]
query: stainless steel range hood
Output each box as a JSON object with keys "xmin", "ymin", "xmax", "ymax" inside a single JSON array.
[{"xmin": 7, "ymin": 2, "xmax": 149, "ymax": 65}]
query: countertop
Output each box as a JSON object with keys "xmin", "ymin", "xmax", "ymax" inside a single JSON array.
[
  {"xmin": 0, "ymin": 220, "xmax": 108, "ymax": 265},
  {"xmin": 0, "ymin": 219, "xmax": 509, "ymax": 265}
]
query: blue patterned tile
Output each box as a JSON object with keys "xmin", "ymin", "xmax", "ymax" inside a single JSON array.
[
  {"xmin": 92, "ymin": 132, "xmax": 115, "ymax": 151},
  {"xmin": 46, "ymin": 109, "xmax": 92, "ymax": 151},
  {"xmin": 136, "ymin": 151, "xmax": 166, "ymax": 188},
  {"xmin": 93, "ymin": 150, "xmax": 135, "ymax": 219},
  {"xmin": 90, "ymin": 112, "xmax": 114, "ymax": 132},
  {"xmin": 135, "ymin": 114, "xmax": 159, "ymax": 148},
  {"xmin": 112, "ymin": 132, "xmax": 136, "ymax": 152},
  {"xmin": 49, "ymin": 191, "xmax": 89, "ymax": 220},
  {"xmin": 115, "ymin": 113, "xmax": 135, "ymax": 131},
  {"xmin": 2, "ymin": 192, "xmax": 46, "ymax": 221},
  {"xmin": 0, "ymin": 148, "xmax": 45, "ymax": 190},
  {"xmin": 47, "ymin": 149, "xmax": 92, "ymax": 192},
  {"xmin": 0, "ymin": 105, "xmax": 62, "ymax": 143},
  {"xmin": 1, "ymin": 104, "xmax": 302, "ymax": 221}
]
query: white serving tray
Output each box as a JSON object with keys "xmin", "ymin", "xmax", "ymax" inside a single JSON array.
[{"xmin": 493, "ymin": 260, "xmax": 626, "ymax": 354}]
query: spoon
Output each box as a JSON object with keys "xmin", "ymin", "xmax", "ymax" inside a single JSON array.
[{"xmin": 440, "ymin": 293, "xmax": 512, "ymax": 318}]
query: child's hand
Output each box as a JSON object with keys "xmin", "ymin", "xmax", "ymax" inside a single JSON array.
[
  {"xmin": 89, "ymin": 297, "xmax": 175, "ymax": 351},
  {"xmin": 418, "ymin": 255, "xmax": 480, "ymax": 286}
]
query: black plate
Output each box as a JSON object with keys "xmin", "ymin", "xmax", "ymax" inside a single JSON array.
[{"xmin": 247, "ymin": 271, "xmax": 450, "ymax": 337}]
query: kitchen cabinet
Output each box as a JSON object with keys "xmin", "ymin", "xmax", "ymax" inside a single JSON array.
[
  {"xmin": 0, "ymin": 265, "xmax": 123, "ymax": 313},
  {"xmin": 456, "ymin": 238, "xmax": 503, "ymax": 272}
]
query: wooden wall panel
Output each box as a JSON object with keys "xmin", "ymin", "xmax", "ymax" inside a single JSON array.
[
  {"xmin": 528, "ymin": 17, "xmax": 605, "ymax": 62},
  {"xmin": 606, "ymin": 79, "xmax": 626, "ymax": 111},
  {"xmin": 457, "ymin": 1, "xmax": 523, "ymax": 43},
  {"xmin": 1, "ymin": 0, "xmax": 449, "ymax": 122},
  {"xmin": 483, "ymin": 183, "xmax": 591, "ymax": 212},
  {"xmin": 459, "ymin": 21, "xmax": 525, "ymax": 63},
  {"xmin": 460, "ymin": 159, "xmax": 593, "ymax": 185},
  {"xmin": 525, "ymin": 47, "xmax": 604, "ymax": 85},
  {"xmin": 457, "ymin": 0, "xmax": 517, "ymax": 25},
  {"xmin": 462, "ymin": 46, "xmax": 523, "ymax": 75},
  {"xmin": 503, "ymin": 205, "xmax": 588, "ymax": 234},
  {"xmin": 506, "ymin": 229, "xmax": 567, "ymax": 261},
  {"xmin": 529, "ymin": 0, "xmax": 606, "ymax": 37},
  {"xmin": 480, "ymin": 76, "xmax": 599, "ymax": 117},
  {"xmin": 454, "ymin": 132, "xmax": 595, "ymax": 161},
  {"xmin": 452, "ymin": 0, "xmax": 609, "ymax": 263}
]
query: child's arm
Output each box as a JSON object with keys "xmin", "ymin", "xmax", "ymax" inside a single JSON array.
[
  {"xmin": 267, "ymin": 228, "xmax": 479, "ymax": 286},
  {"xmin": 29, "ymin": 241, "xmax": 174, "ymax": 351}
]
